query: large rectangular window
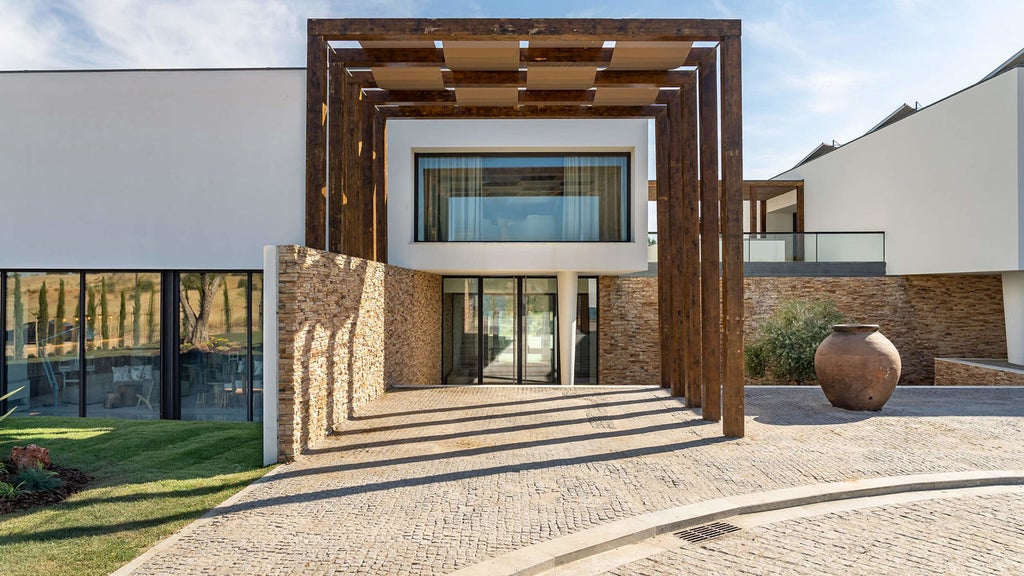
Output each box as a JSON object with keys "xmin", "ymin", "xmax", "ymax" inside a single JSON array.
[
  {"xmin": 417, "ymin": 153, "xmax": 630, "ymax": 242},
  {"xmin": 1, "ymin": 269, "xmax": 261, "ymax": 422}
]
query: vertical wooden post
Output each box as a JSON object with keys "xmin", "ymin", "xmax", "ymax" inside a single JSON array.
[
  {"xmin": 327, "ymin": 60, "xmax": 345, "ymax": 254},
  {"xmin": 720, "ymin": 35, "xmax": 745, "ymax": 438},
  {"xmin": 698, "ymin": 50, "xmax": 722, "ymax": 422},
  {"xmin": 361, "ymin": 97, "xmax": 376, "ymax": 260},
  {"xmin": 759, "ymin": 199, "xmax": 767, "ymax": 235},
  {"xmin": 305, "ymin": 34, "xmax": 328, "ymax": 250},
  {"xmin": 796, "ymin": 183, "xmax": 805, "ymax": 233},
  {"xmin": 747, "ymin": 185, "xmax": 757, "ymax": 234},
  {"xmin": 667, "ymin": 90, "xmax": 684, "ymax": 397},
  {"xmin": 374, "ymin": 113, "xmax": 388, "ymax": 262},
  {"xmin": 342, "ymin": 71, "xmax": 362, "ymax": 258},
  {"xmin": 680, "ymin": 78, "xmax": 702, "ymax": 407},
  {"xmin": 655, "ymin": 111, "xmax": 672, "ymax": 390}
]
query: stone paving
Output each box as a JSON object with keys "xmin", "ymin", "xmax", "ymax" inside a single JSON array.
[
  {"xmin": 121, "ymin": 386, "xmax": 1024, "ymax": 575},
  {"xmin": 603, "ymin": 491, "xmax": 1024, "ymax": 575}
]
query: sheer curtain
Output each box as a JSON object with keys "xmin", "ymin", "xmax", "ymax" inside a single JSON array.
[
  {"xmin": 420, "ymin": 156, "xmax": 483, "ymax": 241},
  {"xmin": 563, "ymin": 156, "xmax": 604, "ymax": 241}
]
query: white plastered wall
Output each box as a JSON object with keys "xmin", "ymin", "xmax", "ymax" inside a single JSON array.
[
  {"xmin": 776, "ymin": 68, "xmax": 1022, "ymax": 276},
  {"xmin": 386, "ymin": 119, "xmax": 649, "ymax": 275},
  {"xmin": 0, "ymin": 69, "xmax": 306, "ymax": 270}
]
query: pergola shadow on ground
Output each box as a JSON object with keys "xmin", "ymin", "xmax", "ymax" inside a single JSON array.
[
  {"xmin": 302, "ymin": 18, "xmax": 747, "ymax": 437},
  {"xmin": 116, "ymin": 385, "xmax": 1024, "ymax": 576}
]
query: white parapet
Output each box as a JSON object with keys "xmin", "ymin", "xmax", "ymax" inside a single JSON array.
[
  {"xmin": 557, "ymin": 271, "xmax": 578, "ymax": 386},
  {"xmin": 262, "ymin": 246, "xmax": 279, "ymax": 466},
  {"xmin": 1004, "ymin": 271, "xmax": 1024, "ymax": 365}
]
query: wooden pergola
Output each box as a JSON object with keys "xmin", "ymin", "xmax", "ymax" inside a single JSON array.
[{"xmin": 304, "ymin": 18, "xmax": 746, "ymax": 437}]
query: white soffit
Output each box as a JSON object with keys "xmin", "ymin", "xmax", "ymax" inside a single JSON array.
[
  {"xmin": 455, "ymin": 87, "xmax": 519, "ymax": 106},
  {"xmin": 359, "ymin": 40, "xmax": 436, "ymax": 49},
  {"xmin": 371, "ymin": 67, "xmax": 444, "ymax": 90},
  {"xmin": 592, "ymin": 86, "xmax": 660, "ymax": 106},
  {"xmin": 527, "ymin": 40, "xmax": 603, "ymax": 48},
  {"xmin": 526, "ymin": 66, "xmax": 597, "ymax": 90},
  {"xmin": 443, "ymin": 41, "xmax": 520, "ymax": 70},
  {"xmin": 608, "ymin": 41, "xmax": 692, "ymax": 70}
]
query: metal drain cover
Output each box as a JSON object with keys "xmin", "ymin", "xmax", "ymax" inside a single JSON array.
[{"xmin": 674, "ymin": 522, "xmax": 741, "ymax": 543}]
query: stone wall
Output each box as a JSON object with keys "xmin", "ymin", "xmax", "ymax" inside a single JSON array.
[
  {"xmin": 598, "ymin": 274, "xmax": 1006, "ymax": 386},
  {"xmin": 935, "ymin": 359, "xmax": 1024, "ymax": 386},
  {"xmin": 598, "ymin": 276, "xmax": 660, "ymax": 385},
  {"xmin": 745, "ymin": 275, "xmax": 1006, "ymax": 385},
  {"xmin": 276, "ymin": 246, "xmax": 440, "ymax": 461}
]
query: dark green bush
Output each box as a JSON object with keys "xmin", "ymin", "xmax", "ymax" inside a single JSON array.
[
  {"xmin": 745, "ymin": 299, "xmax": 846, "ymax": 384},
  {"xmin": 12, "ymin": 466, "xmax": 63, "ymax": 493}
]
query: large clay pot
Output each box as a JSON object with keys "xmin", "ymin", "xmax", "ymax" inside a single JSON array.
[{"xmin": 814, "ymin": 324, "xmax": 901, "ymax": 411}]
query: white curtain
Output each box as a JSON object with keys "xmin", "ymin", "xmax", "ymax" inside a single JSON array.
[
  {"xmin": 562, "ymin": 156, "xmax": 602, "ymax": 241},
  {"xmin": 420, "ymin": 156, "xmax": 483, "ymax": 241}
]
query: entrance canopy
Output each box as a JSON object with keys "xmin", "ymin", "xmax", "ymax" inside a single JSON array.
[{"xmin": 304, "ymin": 18, "xmax": 746, "ymax": 437}]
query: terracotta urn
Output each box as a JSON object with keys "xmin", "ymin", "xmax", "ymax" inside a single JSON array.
[{"xmin": 814, "ymin": 324, "xmax": 901, "ymax": 411}]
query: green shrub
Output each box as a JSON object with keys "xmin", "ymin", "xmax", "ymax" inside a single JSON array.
[
  {"xmin": 745, "ymin": 298, "xmax": 846, "ymax": 384},
  {"xmin": 12, "ymin": 466, "xmax": 63, "ymax": 493},
  {"xmin": 0, "ymin": 480, "xmax": 26, "ymax": 499}
]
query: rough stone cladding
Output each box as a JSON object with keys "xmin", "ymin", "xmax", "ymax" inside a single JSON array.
[
  {"xmin": 745, "ymin": 275, "xmax": 1006, "ymax": 385},
  {"xmin": 598, "ymin": 276, "xmax": 661, "ymax": 385},
  {"xmin": 276, "ymin": 246, "xmax": 440, "ymax": 460},
  {"xmin": 598, "ymin": 274, "xmax": 1005, "ymax": 386},
  {"xmin": 934, "ymin": 359, "xmax": 1024, "ymax": 386}
]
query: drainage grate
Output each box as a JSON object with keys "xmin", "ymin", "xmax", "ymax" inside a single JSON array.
[{"xmin": 674, "ymin": 522, "xmax": 741, "ymax": 543}]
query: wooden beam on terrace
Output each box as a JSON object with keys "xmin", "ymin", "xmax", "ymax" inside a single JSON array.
[
  {"xmin": 328, "ymin": 46, "xmax": 714, "ymax": 68},
  {"xmin": 647, "ymin": 178, "xmax": 804, "ymax": 202},
  {"xmin": 347, "ymin": 69, "xmax": 694, "ymax": 89},
  {"xmin": 378, "ymin": 104, "xmax": 666, "ymax": 118},
  {"xmin": 310, "ymin": 18, "xmax": 741, "ymax": 42}
]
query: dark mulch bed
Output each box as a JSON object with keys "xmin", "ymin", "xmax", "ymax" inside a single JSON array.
[{"xmin": 0, "ymin": 460, "xmax": 93, "ymax": 515}]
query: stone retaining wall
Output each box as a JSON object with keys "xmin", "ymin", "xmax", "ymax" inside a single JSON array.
[
  {"xmin": 276, "ymin": 246, "xmax": 440, "ymax": 461},
  {"xmin": 598, "ymin": 276, "xmax": 661, "ymax": 386},
  {"xmin": 934, "ymin": 359, "xmax": 1024, "ymax": 386},
  {"xmin": 597, "ymin": 274, "xmax": 1006, "ymax": 386}
]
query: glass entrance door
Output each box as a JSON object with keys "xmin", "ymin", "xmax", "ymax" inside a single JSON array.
[
  {"xmin": 481, "ymin": 278, "xmax": 518, "ymax": 383},
  {"xmin": 522, "ymin": 278, "xmax": 557, "ymax": 383},
  {"xmin": 443, "ymin": 277, "xmax": 557, "ymax": 385}
]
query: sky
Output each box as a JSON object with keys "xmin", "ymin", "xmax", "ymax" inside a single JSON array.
[{"xmin": 2, "ymin": 0, "xmax": 1022, "ymax": 178}]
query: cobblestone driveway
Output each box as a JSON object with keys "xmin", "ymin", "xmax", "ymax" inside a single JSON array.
[{"xmin": 120, "ymin": 386, "xmax": 1024, "ymax": 575}]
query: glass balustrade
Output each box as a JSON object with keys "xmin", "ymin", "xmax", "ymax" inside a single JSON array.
[{"xmin": 646, "ymin": 232, "xmax": 885, "ymax": 263}]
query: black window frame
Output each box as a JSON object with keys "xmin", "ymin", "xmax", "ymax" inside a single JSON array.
[{"xmin": 414, "ymin": 152, "xmax": 633, "ymax": 243}]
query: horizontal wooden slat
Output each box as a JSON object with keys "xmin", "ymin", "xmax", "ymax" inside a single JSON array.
[
  {"xmin": 361, "ymin": 88, "xmax": 680, "ymax": 105},
  {"xmin": 378, "ymin": 104, "xmax": 666, "ymax": 118},
  {"xmin": 328, "ymin": 46, "xmax": 712, "ymax": 68},
  {"xmin": 310, "ymin": 18, "xmax": 741, "ymax": 42},
  {"xmin": 349, "ymin": 68, "xmax": 694, "ymax": 89}
]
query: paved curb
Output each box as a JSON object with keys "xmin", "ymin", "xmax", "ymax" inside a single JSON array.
[
  {"xmin": 447, "ymin": 470, "xmax": 1024, "ymax": 576},
  {"xmin": 108, "ymin": 462, "xmax": 289, "ymax": 576}
]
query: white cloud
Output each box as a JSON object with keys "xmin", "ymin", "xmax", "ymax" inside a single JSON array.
[{"xmin": 0, "ymin": 1, "xmax": 68, "ymax": 69}]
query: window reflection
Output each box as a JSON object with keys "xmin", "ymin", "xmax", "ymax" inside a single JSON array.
[
  {"xmin": 4, "ymin": 272, "xmax": 80, "ymax": 417},
  {"xmin": 179, "ymin": 272, "xmax": 257, "ymax": 422},
  {"xmin": 84, "ymin": 273, "xmax": 161, "ymax": 419},
  {"xmin": 418, "ymin": 154, "xmax": 630, "ymax": 242}
]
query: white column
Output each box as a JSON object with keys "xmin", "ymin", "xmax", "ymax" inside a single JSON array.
[
  {"xmin": 1003, "ymin": 271, "xmax": 1024, "ymax": 365},
  {"xmin": 557, "ymin": 271, "xmax": 578, "ymax": 386},
  {"xmin": 262, "ymin": 245, "xmax": 279, "ymax": 466}
]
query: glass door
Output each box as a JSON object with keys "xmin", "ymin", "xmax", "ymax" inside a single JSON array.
[
  {"xmin": 442, "ymin": 276, "xmax": 559, "ymax": 385},
  {"xmin": 481, "ymin": 278, "xmax": 518, "ymax": 383},
  {"xmin": 522, "ymin": 278, "xmax": 557, "ymax": 383},
  {"xmin": 442, "ymin": 278, "xmax": 480, "ymax": 384}
]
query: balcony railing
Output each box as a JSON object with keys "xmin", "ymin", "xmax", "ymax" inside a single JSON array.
[{"xmin": 647, "ymin": 232, "xmax": 885, "ymax": 263}]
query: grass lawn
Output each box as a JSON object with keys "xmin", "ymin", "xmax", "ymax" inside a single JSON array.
[{"xmin": 0, "ymin": 416, "xmax": 272, "ymax": 576}]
